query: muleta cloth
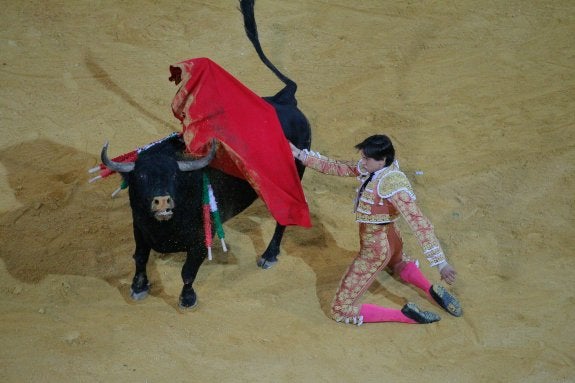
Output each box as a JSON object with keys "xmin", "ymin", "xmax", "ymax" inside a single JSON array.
[{"xmin": 169, "ymin": 57, "xmax": 311, "ymax": 227}]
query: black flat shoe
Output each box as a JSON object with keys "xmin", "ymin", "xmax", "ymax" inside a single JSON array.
[
  {"xmin": 430, "ymin": 285, "xmax": 463, "ymax": 317},
  {"xmin": 401, "ymin": 302, "xmax": 441, "ymax": 324}
]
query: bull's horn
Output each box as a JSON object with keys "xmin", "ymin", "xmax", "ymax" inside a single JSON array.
[
  {"xmin": 101, "ymin": 141, "xmax": 135, "ymax": 173},
  {"xmin": 177, "ymin": 139, "xmax": 217, "ymax": 172}
]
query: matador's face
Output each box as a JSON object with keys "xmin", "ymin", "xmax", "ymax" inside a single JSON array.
[{"xmin": 360, "ymin": 151, "xmax": 387, "ymax": 173}]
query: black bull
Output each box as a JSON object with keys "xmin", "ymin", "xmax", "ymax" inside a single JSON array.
[{"xmin": 101, "ymin": 0, "xmax": 311, "ymax": 309}]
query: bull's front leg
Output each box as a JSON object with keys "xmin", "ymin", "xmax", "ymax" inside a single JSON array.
[
  {"xmin": 257, "ymin": 223, "xmax": 286, "ymax": 270},
  {"xmin": 179, "ymin": 247, "xmax": 207, "ymax": 309},
  {"xmin": 131, "ymin": 230, "xmax": 152, "ymax": 300}
]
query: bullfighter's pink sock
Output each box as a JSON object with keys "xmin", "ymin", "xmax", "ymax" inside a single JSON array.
[
  {"xmin": 359, "ymin": 304, "xmax": 417, "ymax": 324},
  {"xmin": 399, "ymin": 262, "xmax": 433, "ymax": 299}
]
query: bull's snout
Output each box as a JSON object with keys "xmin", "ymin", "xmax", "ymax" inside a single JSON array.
[{"xmin": 151, "ymin": 195, "xmax": 175, "ymax": 221}]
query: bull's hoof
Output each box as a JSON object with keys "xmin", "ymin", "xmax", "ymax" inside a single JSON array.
[
  {"xmin": 257, "ymin": 257, "xmax": 278, "ymax": 270},
  {"xmin": 178, "ymin": 286, "xmax": 197, "ymax": 309},
  {"xmin": 130, "ymin": 287, "xmax": 149, "ymax": 301},
  {"xmin": 130, "ymin": 274, "xmax": 150, "ymax": 301}
]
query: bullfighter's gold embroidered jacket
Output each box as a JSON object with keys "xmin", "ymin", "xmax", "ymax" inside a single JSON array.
[{"xmin": 301, "ymin": 150, "xmax": 446, "ymax": 267}]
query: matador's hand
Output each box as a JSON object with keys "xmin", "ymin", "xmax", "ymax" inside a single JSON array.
[
  {"xmin": 289, "ymin": 142, "xmax": 300, "ymax": 158},
  {"xmin": 439, "ymin": 263, "xmax": 457, "ymax": 285}
]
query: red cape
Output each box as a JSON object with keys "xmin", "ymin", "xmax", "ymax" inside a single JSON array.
[{"xmin": 169, "ymin": 57, "xmax": 311, "ymax": 227}]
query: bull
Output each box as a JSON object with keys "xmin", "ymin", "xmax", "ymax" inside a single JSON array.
[{"xmin": 101, "ymin": 0, "xmax": 311, "ymax": 308}]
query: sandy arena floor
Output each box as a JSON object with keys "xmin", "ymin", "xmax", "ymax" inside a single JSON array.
[{"xmin": 1, "ymin": 1, "xmax": 574, "ymax": 382}]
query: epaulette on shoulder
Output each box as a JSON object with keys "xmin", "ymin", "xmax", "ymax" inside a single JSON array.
[{"xmin": 377, "ymin": 171, "xmax": 415, "ymax": 199}]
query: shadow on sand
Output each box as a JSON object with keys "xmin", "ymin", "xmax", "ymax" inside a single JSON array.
[{"xmin": 0, "ymin": 139, "xmax": 402, "ymax": 315}]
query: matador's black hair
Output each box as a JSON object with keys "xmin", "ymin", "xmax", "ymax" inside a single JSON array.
[{"xmin": 355, "ymin": 134, "xmax": 395, "ymax": 167}]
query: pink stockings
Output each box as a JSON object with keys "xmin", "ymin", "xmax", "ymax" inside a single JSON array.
[
  {"xmin": 359, "ymin": 304, "xmax": 417, "ymax": 324},
  {"xmin": 398, "ymin": 261, "xmax": 433, "ymax": 300},
  {"xmin": 359, "ymin": 262, "xmax": 433, "ymax": 324}
]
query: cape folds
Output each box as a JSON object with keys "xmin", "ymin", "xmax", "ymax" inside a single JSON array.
[{"xmin": 169, "ymin": 57, "xmax": 311, "ymax": 227}]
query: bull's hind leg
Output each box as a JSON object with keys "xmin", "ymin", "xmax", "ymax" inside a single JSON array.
[
  {"xmin": 179, "ymin": 249, "xmax": 207, "ymax": 309},
  {"xmin": 257, "ymin": 160, "xmax": 306, "ymax": 270},
  {"xmin": 257, "ymin": 223, "xmax": 286, "ymax": 269}
]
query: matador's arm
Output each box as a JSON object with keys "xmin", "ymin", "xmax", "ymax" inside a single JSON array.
[
  {"xmin": 293, "ymin": 145, "xmax": 360, "ymax": 177},
  {"xmin": 389, "ymin": 190, "xmax": 447, "ymax": 268}
]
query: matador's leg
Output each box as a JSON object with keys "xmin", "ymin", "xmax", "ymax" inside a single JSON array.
[
  {"xmin": 331, "ymin": 224, "xmax": 439, "ymax": 325},
  {"xmin": 389, "ymin": 224, "xmax": 462, "ymax": 317}
]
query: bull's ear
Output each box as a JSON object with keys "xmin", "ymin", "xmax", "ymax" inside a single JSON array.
[
  {"xmin": 177, "ymin": 139, "xmax": 217, "ymax": 172},
  {"xmin": 101, "ymin": 141, "xmax": 135, "ymax": 173}
]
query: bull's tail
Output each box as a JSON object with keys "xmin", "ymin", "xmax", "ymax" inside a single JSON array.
[{"xmin": 239, "ymin": 0, "xmax": 297, "ymax": 105}]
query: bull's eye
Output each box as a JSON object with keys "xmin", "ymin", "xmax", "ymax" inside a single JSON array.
[{"xmin": 154, "ymin": 200, "xmax": 159, "ymax": 205}]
